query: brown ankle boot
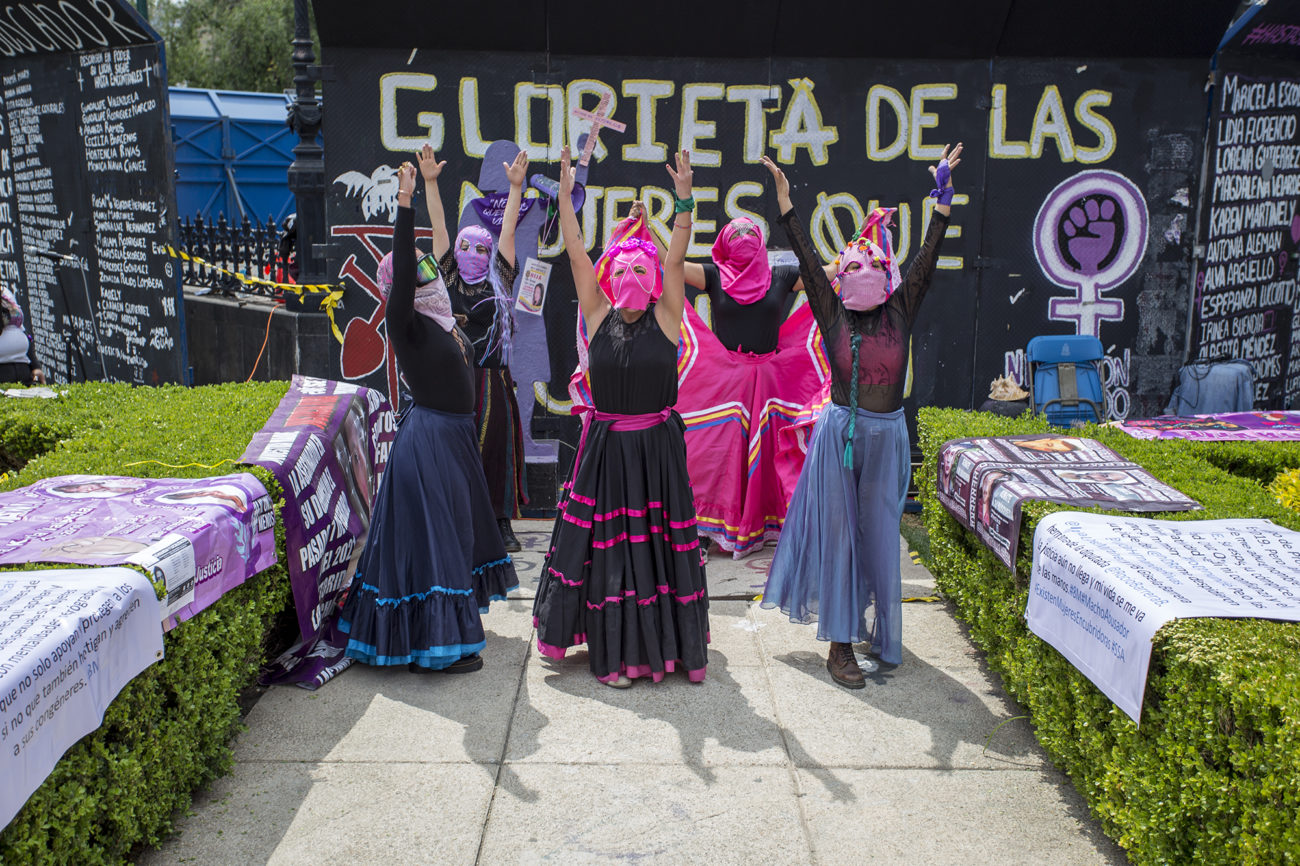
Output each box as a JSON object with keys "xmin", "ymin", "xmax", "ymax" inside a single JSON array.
[{"xmin": 826, "ymin": 642, "xmax": 866, "ymax": 689}]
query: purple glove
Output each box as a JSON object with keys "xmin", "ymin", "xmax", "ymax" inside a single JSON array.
[{"xmin": 929, "ymin": 159, "xmax": 953, "ymax": 206}]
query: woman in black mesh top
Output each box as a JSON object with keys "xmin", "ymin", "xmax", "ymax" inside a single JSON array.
[{"xmin": 760, "ymin": 143, "xmax": 963, "ymax": 689}]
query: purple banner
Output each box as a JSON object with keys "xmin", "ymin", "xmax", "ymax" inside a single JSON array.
[
  {"xmin": 468, "ymin": 191, "xmax": 537, "ymax": 235},
  {"xmin": 935, "ymin": 435, "xmax": 1201, "ymax": 568},
  {"xmin": 0, "ymin": 473, "xmax": 276, "ymax": 630},
  {"xmin": 240, "ymin": 376, "xmax": 395, "ymax": 689},
  {"xmin": 1117, "ymin": 412, "xmax": 1300, "ymax": 441}
]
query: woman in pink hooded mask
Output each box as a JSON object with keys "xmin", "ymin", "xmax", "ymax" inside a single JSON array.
[
  {"xmin": 337, "ymin": 162, "xmax": 517, "ymax": 676},
  {"xmin": 532, "ymin": 147, "xmax": 709, "ymax": 689},
  {"xmin": 419, "ymin": 144, "xmax": 531, "ymax": 554},
  {"xmin": 760, "ymin": 143, "xmax": 963, "ymax": 690},
  {"xmin": 672, "ymin": 189, "xmax": 839, "ymax": 560}
]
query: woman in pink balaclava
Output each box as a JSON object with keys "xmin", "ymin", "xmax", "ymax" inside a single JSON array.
[
  {"xmin": 760, "ymin": 143, "xmax": 963, "ymax": 690},
  {"xmin": 532, "ymin": 147, "xmax": 709, "ymax": 689},
  {"xmin": 674, "ymin": 193, "xmax": 839, "ymax": 561},
  {"xmin": 419, "ymin": 144, "xmax": 530, "ymax": 554}
]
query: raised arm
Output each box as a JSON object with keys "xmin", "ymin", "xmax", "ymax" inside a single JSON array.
[
  {"xmin": 897, "ymin": 142, "xmax": 963, "ymax": 323},
  {"xmin": 658, "ymin": 150, "xmax": 693, "ymax": 340},
  {"xmin": 557, "ymin": 145, "xmax": 606, "ymax": 328},
  {"xmin": 386, "ymin": 163, "xmax": 419, "ymax": 337},
  {"xmin": 498, "ymin": 150, "xmax": 528, "ymax": 268},
  {"xmin": 418, "ymin": 144, "xmax": 450, "ymax": 259},
  {"xmin": 760, "ymin": 155, "xmax": 840, "ymax": 331}
]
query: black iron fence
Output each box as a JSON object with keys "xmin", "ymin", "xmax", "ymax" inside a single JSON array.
[{"xmin": 176, "ymin": 213, "xmax": 295, "ymax": 297}]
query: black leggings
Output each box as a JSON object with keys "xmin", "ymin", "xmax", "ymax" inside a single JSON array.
[{"xmin": 0, "ymin": 362, "xmax": 33, "ymax": 385}]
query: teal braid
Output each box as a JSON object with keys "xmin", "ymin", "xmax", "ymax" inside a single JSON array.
[{"xmin": 843, "ymin": 326, "xmax": 862, "ymax": 468}]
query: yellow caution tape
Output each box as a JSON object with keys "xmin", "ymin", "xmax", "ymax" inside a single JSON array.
[
  {"xmin": 123, "ymin": 458, "xmax": 239, "ymax": 470},
  {"xmin": 167, "ymin": 246, "xmax": 345, "ymax": 344},
  {"xmin": 901, "ymin": 596, "xmax": 942, "ymax": 603}
]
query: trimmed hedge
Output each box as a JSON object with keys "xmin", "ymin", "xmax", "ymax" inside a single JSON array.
[
  {"xmin": 0, "ymin": 382, "xmax": 292, "ymax": 865},
  {"xmin": 917, "ymin": 408, "xmax": 1300, "ymax": 865}
]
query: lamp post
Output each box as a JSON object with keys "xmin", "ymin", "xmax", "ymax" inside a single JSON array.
[{"xmin": 287, "ymin": 0, "xmax": 325, "ymax": 301}]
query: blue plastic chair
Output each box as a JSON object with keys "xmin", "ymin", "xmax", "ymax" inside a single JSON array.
[{"xmin": 1026, "ymin": 335, "xmax": 1106, "ymax": 426}]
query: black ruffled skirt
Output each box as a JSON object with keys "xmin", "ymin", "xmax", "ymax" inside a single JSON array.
[
  {"xmin": 339, "ymin": 405, "xmax": 517, "ymax": 669},
  {"xmin": 533, "ymin": 414, "xmax": 710, "ymax": 683}
]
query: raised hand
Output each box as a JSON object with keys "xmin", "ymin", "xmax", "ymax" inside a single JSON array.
[
  {"xmin": 417, "ymin": 143, "xmax": 446, "ymax": 183},
  {"xmin": 397, "ymin": 162, "xmax": 417, "ymax": 202},
  {"xmin": 929, "ymin": 142, "xmax": 963, "ymax": 189},
  {"xmin": 558, "ymin": 146, "xmax": 576, "ymax": 197},
  {"xmin": 759, "ymin": 155, "xmax": 793, "ymax": 213},
  {"xmin": 666, "ymin": 149, "xmax": 693, "ymax": 200},
  {"xmin": 504, "ymin": 150, "xmax": 529, "ymax": 188}
]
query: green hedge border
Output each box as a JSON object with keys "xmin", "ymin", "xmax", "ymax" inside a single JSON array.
[
  {"xmin": 917, "ymin": 408, "xmax": 1300, "ymax": 865},
  {"xmin": 0, "ymin": 382, "xmax": 291, "ymax": 865}
]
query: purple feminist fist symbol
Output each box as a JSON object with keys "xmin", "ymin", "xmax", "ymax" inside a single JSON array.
[
  {"xmin": 1034, "ymin": 171, "xmax": 1148, "ymax": 338},
  {"xmin": 571, "ymin": 92, "xmax": 626, "ymax": 167}
]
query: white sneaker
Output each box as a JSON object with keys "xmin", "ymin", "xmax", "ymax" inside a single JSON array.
[{"xmin": 604, "ymin": 674, "xmax": 632, "ymax": 689}]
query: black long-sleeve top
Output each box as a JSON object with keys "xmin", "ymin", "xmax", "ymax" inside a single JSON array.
[
  {"xmin": 778, "ymin": 206, "xmax": 948, "ymax": 413},
  {"xmin": 702, "ymin": 261, "xmax": 801, "ymax": 354},
  {"xmin": 387, "ymin": 205, "xmax": 475, "ymax": 413}
]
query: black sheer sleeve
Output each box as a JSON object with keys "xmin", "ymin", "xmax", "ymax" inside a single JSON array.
[
  {"xmin": 894, "ymin": 211, "xmax": 949, "ymax": 326},
  {"xmin": 776, "ymin": 207, "xmax": 840, "ymax": 335}
]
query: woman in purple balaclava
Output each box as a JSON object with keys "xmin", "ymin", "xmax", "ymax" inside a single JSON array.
[
  {"xmin": 419, "ymin": 144, "xmax": 530, "ymax": 554},
  {"xmin": 760, "ymin": 142, "xmax": 963, "ymax": 690}
]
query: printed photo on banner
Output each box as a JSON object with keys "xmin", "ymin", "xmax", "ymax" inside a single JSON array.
[
  {"xmin": 515, "ymin": 258, "xmax": 552, "ymax": 315},
  {"xmin": 934, "ymin": 435, "xmax": 1201, "ymax": 567}
]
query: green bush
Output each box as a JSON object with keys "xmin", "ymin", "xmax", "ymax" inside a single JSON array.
[
  {"xmin": 0, "ymin": 381, "xmax": 292, "ymax": 865},
  {"xmin": 917, "ymin": 408, "xmax": 1300, "ymax": 865}
]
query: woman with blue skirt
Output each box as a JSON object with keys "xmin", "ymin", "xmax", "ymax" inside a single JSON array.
[
  {"xmin": 339, "ymin": 161, "xmax": 518, "ymax": 673},
  {"xmin": 760, "ymin": 143, "xmax": 962, "ymax": 689}
]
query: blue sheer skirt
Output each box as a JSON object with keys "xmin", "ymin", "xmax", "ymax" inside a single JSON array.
[{"xmin": 762, "ymin": 404, "xmax": 909, "ymax": 663}]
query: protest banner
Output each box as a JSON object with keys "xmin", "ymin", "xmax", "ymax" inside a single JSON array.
[
  {"xmin": 240, "ymin": 376, "xmax": 395, "ymax": 688},
  {"xmin": 1116, "ymin": 411, "xmax": 1300, "ymax": 440},
  {"xmin": 936, "ymin": 434, "xmax": 1200, "ymax": 567},
  {"xmin": 1027, "ymin": 513, "xmax": 1300, "ymax": 722},
  {"xmin": 0, "ymin": 566, "xmax": 163, "ymax": 829},
  {"xmin": 0, "ymin": 474, "xmax": 276, "ymax": 629}
]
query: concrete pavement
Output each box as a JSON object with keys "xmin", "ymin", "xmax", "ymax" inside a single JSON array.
[{"xmin": 139, "ymin": 521, "xmax": 1128, "ymax": 865}]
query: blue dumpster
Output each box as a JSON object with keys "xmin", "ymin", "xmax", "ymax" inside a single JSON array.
[{"xmin": 169, "ymin": 87, "xmax": 305, "ymax": 224}]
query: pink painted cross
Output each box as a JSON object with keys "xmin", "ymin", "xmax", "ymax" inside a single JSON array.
[{"xmin": 572, "ymin": 93, "xmax": 626, "ymax": 167}]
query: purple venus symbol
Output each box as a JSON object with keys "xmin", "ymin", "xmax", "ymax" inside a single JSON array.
[{"xmin": 1033, "ymin": 171, "xmax": 1149, "ymax": 337}]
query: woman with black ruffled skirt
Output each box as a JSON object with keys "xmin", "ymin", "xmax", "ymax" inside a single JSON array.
[
  {"xmin": 532, "ymin": 148, "xmax": 709, "ymax": 688},
  {"xmin": 338, "ymin": 161, "xmax": 518, "ymax": 674}
]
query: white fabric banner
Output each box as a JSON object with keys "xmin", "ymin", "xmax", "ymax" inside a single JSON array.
[
  {"xmin": 1027, "ymin": 513, "xmax": 1300, "ymax": 723},
  {"xmin": 0, "ymin": 567, "xmax": 163, "ymax": 830}
]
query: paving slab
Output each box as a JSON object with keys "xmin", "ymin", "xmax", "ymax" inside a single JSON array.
[
  {"xmin": 764, "ymin": 655, "xmax": 1043, "ymax": 770},
  {"xmin": 139, "ymin": 762, "xmax": 497, "ymax": 866},
  {"xmin": 508, "ymin": 650, "xmax": 788, "ymax": 769},
  {"xmin": 797, "ymin": 766, "xmax": 1128, "ymax": 865},
  {"xmin": 234, "ymin": 600, "xmax": 533, "ymax": 764},
  {"xmin": 476, "ymin": 764, "xmax": 811, "ymax": 865}
]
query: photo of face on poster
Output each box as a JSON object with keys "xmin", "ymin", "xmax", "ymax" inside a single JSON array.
[
  {"xmin": 41, "ymin": 535, "xmax": 149, "ymax": 560},
  {"xmin": 1053, "ymin": 468, "xmax": 1138, "ymax": 485},
  {"xmin": 157, "ymin": 485, "xmax": 250, "ymax": 512},
  {"xmin": 977, "ymin": 469, "xmax": 1011, "ymax": 527},
  {"xmin": 515, "ymin": 257, "xmax": 552, "ymax": 315},
  {"xmin": 333, "ymin": 398, "xmax": 374, "ymax": 530},
  {"xmin": 990, "ymin": 483, "xmax": 1019, "ymax": 522},
  {"xmin": 47, "ymin": 478, "xmax": 146, "ymax": 499},
  {"xmin": 1013, "ymin": 435, "xmax": 1087, "ymax": 456},
  {"xmin": 939, "ymin": 443, "xmax": 978, "ymax": 495}
]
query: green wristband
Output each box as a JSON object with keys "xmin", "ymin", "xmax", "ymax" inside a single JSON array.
[{"xmin": 673, "ymin": 195, "xmax": 695, "ymax": 214}]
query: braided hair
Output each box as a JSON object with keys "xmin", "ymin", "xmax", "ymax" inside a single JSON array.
[{"xmin": 843, "ymin": 322, "xmax": 862, "ymax": 468}]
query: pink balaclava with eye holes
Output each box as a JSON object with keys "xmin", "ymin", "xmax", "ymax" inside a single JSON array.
[
  {"xmin": 832, "ymin": 207, "xmax": 902, "ymax": 311},
  {"xmin": 599, "ymin": 238, "xmax": 663, "ymax": 311}
]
